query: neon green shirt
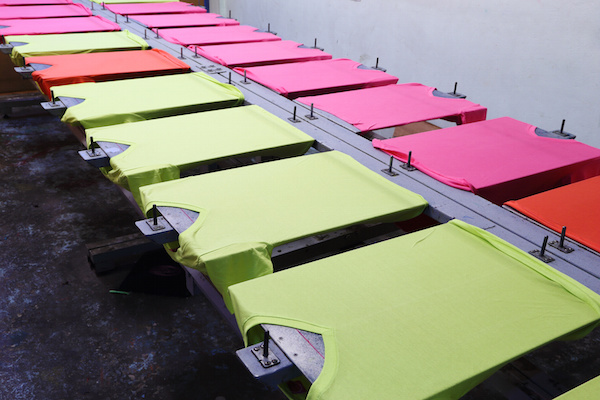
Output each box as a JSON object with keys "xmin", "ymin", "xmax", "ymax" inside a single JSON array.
[
  {"xmin": 6, "ymin": 31, "xmax": 148, "ymax": 66},
  {"xmin": 555, "ymin": 376, "xmax": 600, "ymax": 399},
  {"xmin": 231, "ymin": 220, "xmax": 600, "ymax": 400},
  {"xmin": 139, "ymin": 151, "xmax": 428, "ymax": 310},
  {"xmin": 53, "ymin": 72, "xmax": 244, "ymax": 129},
  {"xmin": 86, "ymin": 105, "xmax": 314, "ymax": 206}
]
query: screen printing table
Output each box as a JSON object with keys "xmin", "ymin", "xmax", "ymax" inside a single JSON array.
[{"xmin": 20, "ymin": 1, "xmax": 600, "ymax": 396}]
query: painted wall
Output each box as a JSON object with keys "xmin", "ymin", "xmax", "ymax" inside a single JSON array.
[{"xmin": 210, "ymin": 0, "xmax": 600, "ymax": 147}]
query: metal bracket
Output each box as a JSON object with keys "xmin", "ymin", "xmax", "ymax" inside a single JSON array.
[
  {"xmin": 550, "ymin": 129, "xmax": 576, "ymax": 140},
  {"xmin": 529, "ymin": 249, "xmax": 555, "ymax": 263},
  {"xmin": 78, "ymin": 148, "xmax": 110, "ymax": 168},
  {"xmin": 41, "ymin": 100, "xmax": 66, "ymax": 117},
  {"xmin": 14, "ymin": 66, "xmax": 35, "ymax": 79},
  {"xmin": 0, "ymin": 43, "xmax": 13, "ymax": 54},
  {"xmin": 251, "ymin": 342, "xmax": 280, "ymax": 368},
  {"xmin": 199, "ymin": 65, "xmax": 225, "ymax": 74},
  {"xmin": 445, "ymin": 91, "xmax": 467, "ymax": 99},
  {"xmin": 135, "ymin": 217, "xmax": 178, "ymax": 244},
  {"xmin": 400, "ymin": 163, "xmax": 416, "ymax": 172},
  {"xmin": 548, "ymin": 240, "xmax": 574, "ymax": 253},
  {"xmin": 381, "ymin": 168, "xmax": 398, "ymax": 176},
  {"xmin": 236, "ymin": 338, "xmax": 300, "ymax": 387}
]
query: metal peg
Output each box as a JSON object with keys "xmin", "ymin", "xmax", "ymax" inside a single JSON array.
[
  {"xmin": 559, "ymin": 226, "xmax": 567, "ymax": 248},
  {"xmin": 400, "ymin": 151, "xmax": 416, "ymax": 171},
  {"xmin": 266, "ymin": 23, "xmax": 276, "ymax": 35},
  {"xmin": 560, "ymin": 119, "xmax": 566, "ymax": 134},
  {"xmin": 152, "ymin": 205, "xmax": 158, "ymax": 226},
  {"xmin": 549, "ymin": 226, "xmax": 574, "ymax": 253},
  {"xmin": 229, "ymin": 10, "xmax": 231, "ymax": 19},
  {"xmin": 263, "ymin": 330, "xmax": 270, "ymax": 359},
  {"xmin": 126, "ymin": 15, "xmax": 129, "ymax": 23},
  {"xmin": 288, "ymin": 106, "xmax": 301, "ymax": 123},
  {"xmin": 50, "ymin": 89, "xmax": 55, "ymax": 105},
  {"xmin": 228, "ymin": 72, "xmax": 231, "ymax": 85},
  {"xmin": 89, "ymin": 136, "xmax": 96, "ymax": 156},
  {"xmin": 305, "ymin": 103, "xmax": 317, "ymax": 120},
  {"xmin": 102, "ymin": 1, "xmax": 105, "ymax": 9},
  {"xmin": 144, "ymin": 29, "xmax": 147, "ymax": 39},
  {"xmin": 179, "ymin": 47, "xmax": 184, "ymax": 59},
  {"xmin": 194, "ymin": 46, "xmax": 199, "ymax": 58},
  {"xmin": 114, "ymin": 13, "xmax": 117, "ymax": 23},
  {"xmin": 155, "ymin": 28, "xmax": 160, "ymax": 39},
  {"xmin": 529, "ymin": 235, "xmax": 555, "ymax": 263},
  {"xmin": 312, "ymin": 38, "xmax": 324, "ymax": 51},
  {"xmin": 453, "ymin": 82, "xmax": 458, "ymax": 95},
  {"xmin": 382, "ymin": 156, "xmax": 398, "ymax": 176},
  {"xmin": 371, "ymin": 57, "xmax": 386, "ymax": 71},
  {"xmin": 240, "ymin": 70, "xmax": 250, "ymax": 84},
  {"xmin": 540, "ymin": 236, "xmax": 548, "ymax": 257}
]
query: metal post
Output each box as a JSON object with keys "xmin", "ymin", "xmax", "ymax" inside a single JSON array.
[
  {"xmin": 559, "ymin": 226, "xmax": 567, "ymax": 248},
  {"xmin": 539, "ymin": 236, "xmax": 549, "ymax": 258},
  {"xmin": 263, "ymin": 330, "xmax": 270, "ymax": 359}
]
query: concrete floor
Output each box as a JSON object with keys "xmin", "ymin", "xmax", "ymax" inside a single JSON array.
[
  {"xmin": 3, "ymin": 106, "xmax": 600, "ymax": 400},
  {"xmin": 0, "ymin": 106, "xmax": 285, "ymax": 400}
]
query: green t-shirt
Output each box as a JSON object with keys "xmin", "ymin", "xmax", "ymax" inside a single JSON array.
[
  {"xmin": 230, "ymin": 220, "xmax": 600, "ymax": 400},
  {"xmin": 6, "ymin": 31, "xmax": 148, "ymax": 66},
  {"xmin": 86, "ymin": 105, "xmax": 314, "ymax": 206},
  {"xmin": 53, "ymin": 72, "xmax": 244, "ymax": 129},
  {"xmin": 139, "ymin": 151, "xmax": 428, "ymax": 310}
]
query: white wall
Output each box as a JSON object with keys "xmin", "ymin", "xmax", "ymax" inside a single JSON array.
[{"xmin": 210, "ymin": 0, "xmax": 600, "ymax": 148}]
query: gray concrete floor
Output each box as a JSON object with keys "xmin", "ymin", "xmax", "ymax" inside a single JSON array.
[
  {"xmin": 3, "ymin": 106, "xmax": 600, "ymax": 400},
  {"xmin": 0, "ymin": 106, "xmax": 285, "ymax": 400}
]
